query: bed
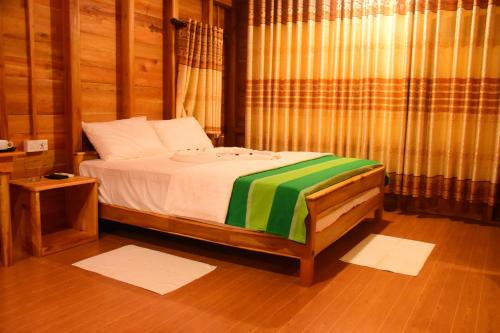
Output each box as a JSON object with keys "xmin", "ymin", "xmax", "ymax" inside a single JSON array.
[{"xmin": 74, "ymin": 117, "xmax": 386, "ymax": 285}]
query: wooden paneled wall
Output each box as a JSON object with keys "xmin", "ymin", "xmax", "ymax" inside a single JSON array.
[
  {"xmin": 0, "ymin": 0, "xmax": 240, "ymax": 179},
  {"xmin": 2, "ymin": 0, "xmax": 66, "ymax": 179}
]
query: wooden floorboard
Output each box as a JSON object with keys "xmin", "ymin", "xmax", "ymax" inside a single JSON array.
[
  {"xmin": 475, "ymin": 224, "xmax": 500, "ymax": 333},
  {"xmin": 375, "ymin": 215, "xmax": 456, "ymax": 332},
  {"xmin": 1, "ymin": 211, "xmax": 499, "ymax": 332},
  {"xmin": 312, "ymin": 212, "xmax": 420, "ymax": 333},
  {"xmin": 402, "ymin": 217, "xmax": 469, "ymax": 331},
  {"xmin": 352, "ymin": 214, "xmax": 426, "ymax": 333}
]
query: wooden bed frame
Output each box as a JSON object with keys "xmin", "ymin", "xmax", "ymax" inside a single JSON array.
[{"xmin": 74, "ymin": 151, "xmax": 385, "ymax": 286}]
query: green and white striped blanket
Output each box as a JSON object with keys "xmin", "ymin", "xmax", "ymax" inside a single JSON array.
[{"xmin": 225, "ymin": 155, "xmax": 381, "ymax": 243}]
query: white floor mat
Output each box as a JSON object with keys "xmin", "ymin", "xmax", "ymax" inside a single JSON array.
[
  {"xmin": 73, "ymin": 245, "xmax": 216, "ymax": 295},
  {"xmin": 340, "ymin": 234, "xmax": 435, "ymax": 276}
]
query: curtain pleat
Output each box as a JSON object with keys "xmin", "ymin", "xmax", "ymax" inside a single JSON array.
[
  {"xmin": 176, "ymin": 20, "xmax": 224, "ymax": 135},
  {"xmin": 246, "ymin": 0, "xmax": 500, "ymax": 207}
]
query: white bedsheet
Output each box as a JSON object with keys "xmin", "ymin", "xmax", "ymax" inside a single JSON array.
[
  {"xmin": 80, "ymin": 154, "xmax": 189, "ymax": 215},
  {"xmin": 80, "ymin": 151, "xmax": 323, "ymax": 222}
]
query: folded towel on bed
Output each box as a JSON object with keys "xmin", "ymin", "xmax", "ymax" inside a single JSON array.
[{"xmin": 225, "ymin": 155, "xmax": 382, "ymax": 243}]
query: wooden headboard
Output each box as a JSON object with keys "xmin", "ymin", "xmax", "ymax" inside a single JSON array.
[
  {"xmin": 73, "ymin": 131, "xmax": 99, "ymax": 175},
  {"xmin": 73, "ymin": 151, "xmax": 99, "ymax": 176}
]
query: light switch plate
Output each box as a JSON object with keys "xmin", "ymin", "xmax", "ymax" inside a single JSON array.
[{"xmin": 24, "ymin": 139, "xmax": 48, "ymax": 152}]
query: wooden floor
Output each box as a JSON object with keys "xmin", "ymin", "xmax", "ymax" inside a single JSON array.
[{"xmin": 1, "ymin": 211, "xmax": 499, "ymax": 332}]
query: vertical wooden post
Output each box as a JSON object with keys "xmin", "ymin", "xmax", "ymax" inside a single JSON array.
[
  {"xmin": 0, "ymin": 152, "xmax": 23, "ymax": 266},
  {"xmin": 225, "ymin": 5, "xmax": 237, "ymax": 145},
  {"xmin": 26, "ymin": 0, "xmax": 39, "ymax": 138},
  {"xmin": 202, "ymin": 0, "xmax": 214, "ymax": 25},
  {"xmin": 121, "ymin": 0, "xmax": 135, "ymax": 119},
  {"xmin": 164, "ymin": 0, "xmax": 179, "ymax": 119},
  {"xmin": 302, "ymin": 197, "xmax": 318, "ymax": 286},
  {"xmin": 299, "ymin": 255, "xmax": 315, "ymax": 286},
  {"xmin": 0, "ymin": 1, "xmax": 8, "ymax": 139},
  {"xmin": 0, "ymin": 172, "xmax": 12, "ymax": 266},
  {"xmin": 29, "ymin": 192, "xmax": 42, "ymax": 257},
  {"xmin": 62, "ymin": 0, "xmax": 82, "ymax": 168},
  {"xmin": 374, "ymin": 168, "xmax": 386, "ymax": 223}
]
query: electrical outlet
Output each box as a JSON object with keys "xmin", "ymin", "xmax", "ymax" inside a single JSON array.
[{"xmin": 24, "ymin": 139, "xmax": 48, "ymax": 152}]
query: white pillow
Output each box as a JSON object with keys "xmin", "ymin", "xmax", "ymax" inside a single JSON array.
[
  {"xmin": 149, "ymin": 117, "xmax": 214, "ymax": 153},
  {"xmin": 82, "ymin": 117, "xmax": 169, "ymax": 161}
]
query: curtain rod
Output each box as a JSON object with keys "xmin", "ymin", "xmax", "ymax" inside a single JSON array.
[{"xmin": 170, "ymin": 18, "xmax": 187, "ymax": 29}]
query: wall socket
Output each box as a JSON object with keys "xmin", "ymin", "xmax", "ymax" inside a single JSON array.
[{"xmin": 24, "ymin": 139, "xmax": 48, "ymax": 152}]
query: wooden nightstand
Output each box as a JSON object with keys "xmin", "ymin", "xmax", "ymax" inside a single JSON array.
[{"xmin": 10, "ymin": 176, "xmax": 98, "ymax": 257}]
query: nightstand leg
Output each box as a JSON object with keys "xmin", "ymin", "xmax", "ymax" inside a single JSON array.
[
  {"xmin": 30, "ymin": 192, "xmax": 42, "ymax": 257},
  {"xmin": 0, "ymin": 173, "xmax": 12, "ymax": 266}
]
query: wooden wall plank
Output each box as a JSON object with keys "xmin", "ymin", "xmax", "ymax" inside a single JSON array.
[
  {"xmin": 0, "ymin": 1, "xmax": 8, "ymax": 139},
  {"xmin": 26, "ymin": 0, "xmax": 39, "ymax": 138},
  {"xmin": 81, "ymin": 82, "xmax": 117, "ymax": 122},
  {"xmin": 80, "ymin": 34, "xmax": 116, "ymax": 85},
  {"xmin": 121, "ymin": 0, "xmax": 135, "ymax": 119},
  {"xmin": 62, "ymin": 0, "xmax": 82, "ymax": 162},
  {"xmin": 215, "ymin": 0, "xmax": 232, "ymax": 7},
  {"xmin": 164, "ymin": 0, "xmax": 179, "ymax": 119},
  {"xmin": 179, "ymin": 0, "xmax": 202, "ymax": 21},
  {"xmin": 33, "ymin": 1, "xmax": 67, "ymax": 175},
  {"xmin": 202, "ymin": 0, "xmax": 214, "ymax": 25},
  {"xmin": 80, "ymin": 0, "xmax": 118, "ymax": 130},
  {"xmin": 135, "ymin": 0, "xmax": 163, "ymax": 119}
]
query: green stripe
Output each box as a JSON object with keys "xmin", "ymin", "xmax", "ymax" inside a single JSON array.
[
  {"xmin": 226, "ymin": 155, "xmax": 338, "ymax": 227},
  {"xmin": 266, "ymin": 159, "xmax": 378, "ymax": 241},
  {"xmin": 288, "ymin": 165, "xmax": 378, "ymax": 243},
  {"xmin": 246, "ymin": 158, "xmax": 357, "ymax": 231}
]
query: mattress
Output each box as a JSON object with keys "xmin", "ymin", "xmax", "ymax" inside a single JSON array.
[{"xmin": 80, "ymin": 152, "xmax": 380, "ymax": 232}]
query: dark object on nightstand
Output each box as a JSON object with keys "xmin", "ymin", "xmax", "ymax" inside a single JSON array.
[
  {"xmin": 45, "ymin": 174, "xmax": 68, "ymax": 180},
  {"xmin": 45, "ymin": 173, "xmax": 70, "ymax": 180},
  {"xmin": 0, "ymin": 147, "xmax": 16, "ymax": 153}
]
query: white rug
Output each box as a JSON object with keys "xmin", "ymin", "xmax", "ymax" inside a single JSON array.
[
  {"xmin": 340, "ymin": 234, "xmax": 435, "ymax": 276},
  {"xmin": 73, "ymin": 245, "xmax": 216, "ymax": 295}
]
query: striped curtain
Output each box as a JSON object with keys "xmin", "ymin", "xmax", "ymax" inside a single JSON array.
[
  {"xmin": 402, "ymin": 1, "xmax": 500, "ymax": 207},
  {"xmin": 246, "ymin": 0, "xmax": 500, "ymax": 210},
  {"xmin": 176, "ymin": 20, "xmax": 224, "ymax": 135}
]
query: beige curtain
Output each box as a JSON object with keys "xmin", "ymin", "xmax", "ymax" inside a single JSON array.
[
  {"xmin": 402, "ymin": 1, "xmax": 500, "ymax": 206},
  {"xmin": 246, "ymin": 0, "xmax": 500, "ymax": 208},
  {"xmin": 176, "ymin": 19, "xmax": 224, "ymax": 135}
]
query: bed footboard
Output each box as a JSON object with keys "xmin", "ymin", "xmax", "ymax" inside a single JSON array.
[{"xmin": 299, "ymin": 166, "xmax": 386, "ymax": 285}]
